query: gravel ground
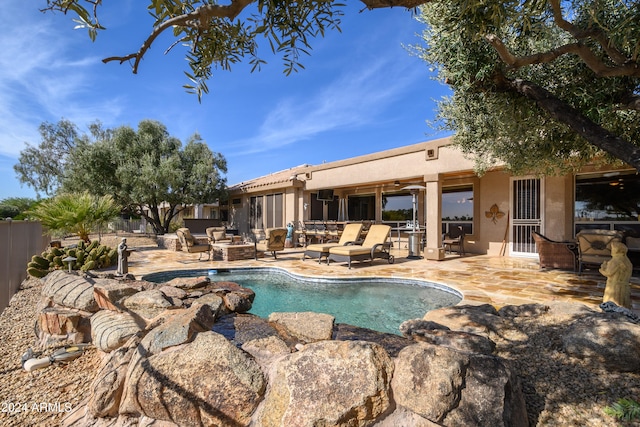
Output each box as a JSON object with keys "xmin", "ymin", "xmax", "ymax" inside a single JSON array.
[{"xmin": 0, "ymin": 234, "xmax": 638, "ymax": 426}]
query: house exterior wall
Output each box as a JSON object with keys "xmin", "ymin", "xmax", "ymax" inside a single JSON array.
[{"xmin": 227, "ymin": 137, "xmax": 625, "ymax": 257}]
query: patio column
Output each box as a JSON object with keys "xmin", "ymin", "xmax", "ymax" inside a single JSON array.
[
  {"xmin": 424, "ymin": 176, "xmax": 444, "ymax": 260},
  {"xmin": 375, "ymin": 187, "xmax": 383, "ymax": 223}
]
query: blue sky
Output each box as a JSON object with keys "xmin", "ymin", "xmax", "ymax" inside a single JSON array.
[{"xmin": 0, "ymin": 1, "xmax": 451, "ymax": 201}]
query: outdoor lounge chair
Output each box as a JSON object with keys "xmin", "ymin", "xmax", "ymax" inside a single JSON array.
[
  {"xmin": 176, "ymin": 228, "xmax": 210, "ymax": 260},
  {"xmin": 206, "ymin": 227, "xmax": 232, "ymax": 245},
  {"xmin": 576, "ymin": 229, "xmax": 623, "ymax": 274},
  {"xmin": 531, "ymin": 231, "xmax": 577, "ymax": 270},
  {"xmin": 303, "ymin": 223, "xmax": 363, "ymax": 263},
  {"xmin": 256, "ymin": 228, "xmax": 288, "ymax": 259},
  {"xmin": 327, "ymin": 224, "xmax": 394, "ymax": 269},
  {"xmin": 443, "ymin": 226, "xmax": 466, "ymax": 256}
]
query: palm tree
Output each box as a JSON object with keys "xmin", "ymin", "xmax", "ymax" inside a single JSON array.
[{"xmin": 29, "ymin": 192, "xmax": 121, "ymax": 242}]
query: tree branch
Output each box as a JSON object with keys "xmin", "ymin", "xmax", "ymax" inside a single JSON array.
[
  {"xmin": 102, "ymin": 0, "xmax": 255, "ymax": 73},
  {"xmin": 548, "ymin": 0, "xmax": 630, "ymax": 65},
  {"xmin": 507, "ymin": 78, "xmax": 640, "ymax": 171},
  {"xmin": 484, "ymin": 34, "xmax": 640, "ymax": 78}
]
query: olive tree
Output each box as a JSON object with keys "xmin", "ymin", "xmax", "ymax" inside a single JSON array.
[
  {"xmin": 415, "ymin": 0, "xmax": 640, "ymax": 174},
  {"xmin": 61, "ymin": 120, "xmax": 227, "ymax": 234}
]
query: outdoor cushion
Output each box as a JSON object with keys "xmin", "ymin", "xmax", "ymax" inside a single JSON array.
[{"xmin": 212, "ymin": 231, "xmax": 226, "ymax": 241}]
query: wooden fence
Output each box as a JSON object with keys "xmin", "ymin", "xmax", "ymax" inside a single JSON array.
[{"xmin": 0, "ymin": 221, "xmax": 49, "ymax": 313}]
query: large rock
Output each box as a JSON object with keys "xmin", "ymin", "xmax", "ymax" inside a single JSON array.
[
  {"xmin": 37, "ymin": 307, "xmax": 91, "ymax": 343},
  {"xmin": 391, "ymin": 342, "xmax": 527, "ymax": 427},
  {"xmin": 121, "ymin": 332, "xmax": 265, "ymax": 426},
  {"xmin": 268, "ymin": 312, "xmax": 334, "ymax": 343},
  {"xmin": 164, "ymin": 276, "xmax": 211, "ymax": 290},
  {"xmin": 93, "ymin": 279, "xmax": 143, "ymax": 311},
  {"xmin": 91, "ymin": 310, "xmax": 144, "ymax": 352},
  {"xmin": 122, "ymin": 289, "xmax": 174, "ymax": 320},
  {"xmin": 42, "ymin": 270, "xmax": 99, "ymax": 312},
  {"xmin": 89, "ymin": 334, "xmax": 142, "ymax": 417},
  {"xmin": 255, "ymin": 340, "xmax": 393, "ymax": 426},
  {"xmin": 422, "ymin": 304, "xmax": 505, "ymax": 340},
  {"xmin": 140, "ymin": 303, "xmax": 216, "ymax": 355},
  {"xmin": 561, "ymin": 315, "xmax": 640, "ymax": 372}
]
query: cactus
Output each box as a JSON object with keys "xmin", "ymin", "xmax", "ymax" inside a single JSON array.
[
  {"xmin": 53, "ymin": 256, "xmax": 63, "ymax": 267},
  {"xmin": 76, "ymin": 251, "xmax": 85, "ymax": 265},
  {"xmin": 51, "ymin": 247, "xmax": 64, "ymax": 257},
  {"xmin": 27, "ymin": 267, "xmax": 49, "ymax": 278},
  {"xmin": 31, "ymin": 255, "xmax": 50, "ymax": 269},
  {"xmin": 80, "ymin": 260, "xmax": 95, "ymax": 272},
  {"xmin": 86, "ymin": 241, "xmax": 99, "ymax": 252},
  {"xmin": 95, "ymin": 245, "xmax": 107, "ymax": 258},
  {"xmin": 66, "ymin": 248, "xmax": 77, "ymax": 258}
]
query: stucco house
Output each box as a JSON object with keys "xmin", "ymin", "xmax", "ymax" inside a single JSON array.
[{"xmin": 226, "ymin": 136, "xmax": 640, "ymax": 261}]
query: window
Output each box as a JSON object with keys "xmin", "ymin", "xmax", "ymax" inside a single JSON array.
[
  {"xmin": 442, "ymin": 186, "xmax": 474, "ymax": 235},
  {"xmin": 348, "ymin": 195, "xmax": 375, "ymax": 221},
  {"xmin": 575, "ymin": 172, "xmax": 640, "ymax": 237},
  {"xmin": 382, "ymin": 193, "xmax": 413, "ymax": 221},
  {"xmin": 250, "ymin": 196, "xmax": 263, "ymax": 229},
  {"xmin": 265, "ymin": 193, "xmax": 284, "ymax": 228}
]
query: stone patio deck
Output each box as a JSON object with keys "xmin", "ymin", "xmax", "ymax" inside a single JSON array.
[{"xmin": 125, "ymin": 244, "xmax": 640, "ymax": 312}]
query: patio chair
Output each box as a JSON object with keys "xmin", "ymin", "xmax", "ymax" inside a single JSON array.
[
  {"xmin": 531, "ymin": 231, "xmax": 577, "ymax": 270},
  {"xmin": 303, "ymin": 222, "xmax": 363, "ymax": 263},
  {"xmin": 206, "ymin": 227, "xmax": 232, "ymax": 245},
  {"xmin": 576, "ymin": 229, "xmax": 623, "ymax": 274},
  {"xmin": 327, "ymin": 224, "xmax": 394, "ymax": 269},
  {"xmin": 443, "ymin": 226, "xmax": 466, "ymax": 256},
  {"xmin": 176, "ymin": 228, "xmax": 210, "ymax": 260},
  {"xmin": 256, "ymin": 228, "xmax": 288, "ymax": 259}
]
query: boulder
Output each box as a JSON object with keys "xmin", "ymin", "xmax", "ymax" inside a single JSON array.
[
  {"xmin": 140, "ymin": 303, "xmax": 216, "ymax": 355},
  {"xmin": 422, "ymin": 304, "xmax": 505, "ymax": 339},
  {"xmin": 121, "ymin": 332, "xmax": 265, "ymax": 426},
  {"xmin": 391, "ymin": 342, "xmax": 527, "ymax": 427},
  {"xmin": 37, "ymin": 307, "xmax": 91, "ymax": 343},
  {"xmin": 91, "ymin": 310, "xmax": 144, "ymax": 352},
  {"xmin": 192, "ymin": 293, "xmax": 225, "ymax": 315},
  {"xmin": 498, "ymin": 303, "xmax": 549, "ymax": 318},
  {"xmin": 122, "ymin": 289, "xmax": 174, "ymax": 320},
  {"xmin": 163, "ymin": 276, "xmax": 210, "ymax": 290},
  {"xmin": 42, "ymin": 270, "xmax": 99, "ymax": 312},
  {"xmin": 242, "ymin": 335, "xmax": 291, "ymax": 368},
  {"xmin": 268, "ymin": 312, "xmax": 335, "ymax": 343},
  {"xmin": 561, "ymin": 315, "xmax": 640, "ymax": 372},
  {"xmin": 213, "ymin": 314, "xmax": 281, "ymax": 348},
  {"xmin": 408, "ymin": 328, "xmax": 496, "ymax": 355},
  {"xmin": 93, "ymin": 279, "xmax": 142, "ymax": 311},
  {"xmin": 255, "ymin": 340, "xmax": 393, "ymax": 426},
  {"xmin": 89, "ymin": 334, "xmax": 142, "ymax": 417}
]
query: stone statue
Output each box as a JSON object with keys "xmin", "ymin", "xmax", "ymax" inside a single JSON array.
[
  {"xmin": 599, "ymin": 241, "xmax": 632, "ymax": 308},
  {"xmin": 285, "ymin": 222, "xmax": 295, "ymax": 248},
  {"xmin": 117, "ymin": 238, "xmax": 129, "ymax": 275}
]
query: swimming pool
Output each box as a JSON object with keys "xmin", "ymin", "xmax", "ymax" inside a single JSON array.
[{"xmin": 143, "ymin": 268, "xmax": 462, "ymax": 335}]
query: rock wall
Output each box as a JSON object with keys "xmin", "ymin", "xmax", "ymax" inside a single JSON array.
[{"xmin": 27, "ymin": 271, "xmax": 640, "ymax": 427}]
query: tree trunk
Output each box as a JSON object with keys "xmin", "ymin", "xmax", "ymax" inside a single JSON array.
[{"xmin": 509, "ymin": 78, "xmax": 640, "ymax": 171}]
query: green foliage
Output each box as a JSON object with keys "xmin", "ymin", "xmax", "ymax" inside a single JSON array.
[
  {"xmin": 26, "ymin": 242, "xmax": 117, "ymax": 278},
  {"xmin": 61, "ymin": 120, "xmax": 227, "ymax": 235},
  {"xmin": 416, "ymin": 0, "xmax": 640, "ymax": 174},
  {"xmin": 0, "ymin": 197, "xmax": 38, "ymax": 219},
  {"xmin": 603, "ymin": 398, "xmax": 640, "ymax": 421},
  {"xmin": 28, "ymin": 192, "xmax": 121, "ymax": 241},
  {"xmin": 43, "ymin": 0, "xmax": 345, "ymax": 100}
]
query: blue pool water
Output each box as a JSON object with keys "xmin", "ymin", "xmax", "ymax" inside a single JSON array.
[{"xmin": 143, "ymin": 268, "xmax": 462, "ymax": 335}]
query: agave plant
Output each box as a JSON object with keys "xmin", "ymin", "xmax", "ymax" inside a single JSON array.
[{"xmin": 29, "ymin": 192, "xmax": 121, "ymax": 242}]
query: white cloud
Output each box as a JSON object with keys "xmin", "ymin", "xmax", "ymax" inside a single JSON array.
[
  {"xmin": 227, "ymin": 53, "xmax": 424, "ymax": 156},
  {"xmin": 0, "ymin": 1, "xmax": 124, "ymax": 157}
]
